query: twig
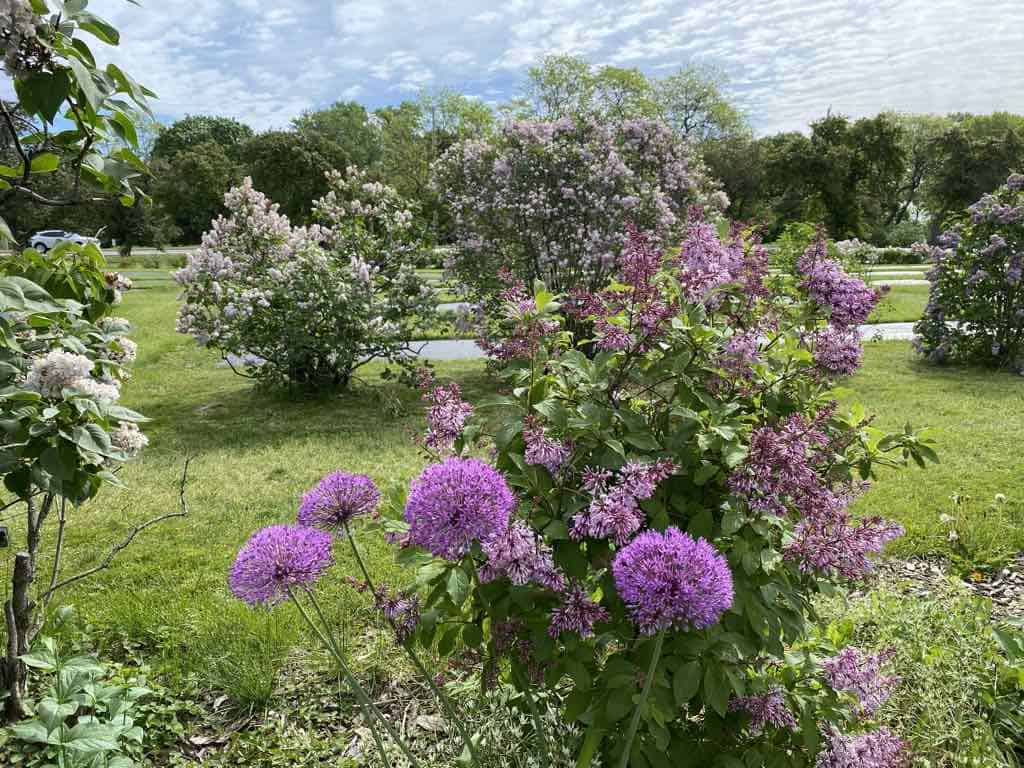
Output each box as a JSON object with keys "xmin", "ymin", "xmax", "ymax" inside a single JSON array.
[{"xmin": 39, "ymin": 456, "xmax": 191, "ymax": 600}]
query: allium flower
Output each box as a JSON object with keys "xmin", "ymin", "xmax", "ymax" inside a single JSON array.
[
  {"xmin": 522, "ymin": 416, "xmax": 571, "ymax": 474},
  {"xmin": 298, "ymin": 471, "xmax": 380, "ymax": 530},
  {"xmin": 229, "ymin": 525, "xmax": 334, "ymax": 606},
  {"xmin": 571, "ymin": 460, "xmax": 675, "ymax": 544},
  {"xmin": 823, "ymin": 647, "xmax": 899, "ymax": 717},
  {"xmin": 798, "ymin": 237, "xmax": 881, "ymax": 327},
  {"xmin": 810, "ymin": 326, "xmax": 864, "ymax": 377},
  {"xmin": 480, "ymin": 521, "xmax": 565, "ymax": 590},
  {"xmin": 111, "ymin": 421, "xmax": 148, "ymax": 457},
  {"xmin": 404, "ymin": 457, "xmax": 514, "ymax": 559},
  {"xmin": 612, "ymin": 527, "xmax": 733, "ymax": 634},
  {"xmin": 24, "ymin": 350, "xmax": 94, "ymax": 398},
  {"xmin": 729, "ymin": 689, "xmax": 798, "ymax": 732},
  {"xmin": 423, "ymin": 380, "xmax": 473, "ymax": 453},
  {"xmin": 548, "ymin": 584, "xmax": 609, "ymax": 638},
  {"xmin": 815, "ymin": 728, "xmax": 909, "ymax": 768}
]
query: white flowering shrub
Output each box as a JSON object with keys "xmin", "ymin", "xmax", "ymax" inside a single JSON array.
[{"xmin": 175, "ymin": 169, "xmax": 436, "ymax": 389}]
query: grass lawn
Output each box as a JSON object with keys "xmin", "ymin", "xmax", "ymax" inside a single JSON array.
[
  {"xmin": 9, "ymin": 285, "xmax": 1020, "ymax": 763},
  {"xmin": 868, "ymin": 283, "xmax": 928, "ymax": 323}
]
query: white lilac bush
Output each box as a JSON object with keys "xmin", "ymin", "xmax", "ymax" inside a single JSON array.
[
  {"xmin": 174, "ymin": 168, "xmax": 436, "ymax": 390},
  {"xmin": 431, "ymin": 117, "xmax": 720, "ymax": 306},
  {"xmin": 0, "ymin": 251, "xmax": 148, "ymax": 722},
  {"xmin": 228, "ymin": 222, "xmax": 937, "ymax": 767},
  {"xmin": 914, "ymin": 173, "xmax": 1024, "ymax": 371}
]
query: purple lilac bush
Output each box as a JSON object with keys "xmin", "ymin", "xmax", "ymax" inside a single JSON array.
[
  {"xmin": 228, "ymin": 227, "xmax": 935, "ymax": 766},
  {"xmin": 914, "ymin": 173, "xmax": 1024, "ymax": 371}
]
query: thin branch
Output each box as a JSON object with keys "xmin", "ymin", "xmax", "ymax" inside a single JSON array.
[
  {"xmin": 40, "ymin": 457, "xmax": 191, "ymax": 600},
  {"xmin": 0, "ymin": 100, "xmax": 29, "ymax": 173},
  {"xmin": 42, "ymin": 499, "xmax": 68, "ymax": 612}
]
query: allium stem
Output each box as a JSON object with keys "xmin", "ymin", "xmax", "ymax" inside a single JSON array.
[
  {"xmin": 513, "ymin": 666, "xmax": 552, "ymax": 768},
  {"xmin": 343, "ymin": 522, "xmax": 483, "ymax": 767},
  {"xmin": 617, "ymin": 631, "xmax": 666, "ymax": 768},
  {"xmin": 291, "ymin": 588, "xmax": 419, "ymax": 768}
]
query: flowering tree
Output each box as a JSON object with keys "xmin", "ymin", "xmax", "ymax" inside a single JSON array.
[
  {"xmin": 432, "ymin": 117, "xmax": 719, "ymax": 305},
  {"xmin": 228, "ymin": 225, "xmax": 935, "ymax": 766},
  {"xmin": 174, "ymin": 168, "xmax": 436, "ymax": 390},
  {"xmin": 914, "ymin": 173, "xmax": 1024, "ymax": 371},
  {"xmin": 0, "ymin": 254, "xmax": 156, "ymax": 722}
]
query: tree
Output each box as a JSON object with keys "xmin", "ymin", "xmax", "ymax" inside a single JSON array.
[
  {"xmin": 150, "ymin": 115, "xmax": 253, "ymax": 161},
  {"xmin": 293, "ymin": 100, "xmax": 380, "ymax": 170},
  {"xmin": 654, "ymin": 64, "xmax": 748, "ymax": 142},
  {"xmin": 701, "ymin": 135, "xmax": 768, "ymax": 222},
  {"xmin": 239, "ymin": 130, "xmax": 348, "ymax": 223},
  {"xmin": 152, "ymin": 141, "xmax": 242, "ymax": 243}
]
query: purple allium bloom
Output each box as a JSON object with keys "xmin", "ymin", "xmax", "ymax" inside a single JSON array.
[
  {"xmin": 523, "ymin": 416, "xmax": 572, "ymax": 474},
  {"xmin": 612, "ymin": 527, "xmax": 733, "ymax": 635},
  {"xmin": 810, "ymin": 326, "xmax": 864, "ymax": 377},
  {"xmin": 423, "ymin": 380, "xmax": 474, "ymax": 453},
  {"xmin": 229, "ymin": 525, "xmax": 334, "ymax": 606},
  {"xmin": 298, "ymin": 471, "xmax": 380, "ymax": 530},
  {"xmin": 549, "ymin": 583, "xmax": 610, "ymax": 638},
  {"xmin": 373, "ymin": 585, "xmax": 421, "ymax": 645},
  {"xmin": 571, "ymin": 460, "xmax": 675, "ymax": 544},
  {"xmin": 729, "ymin": 689, "xmax": 798, "ymax": 732},
  {"xmin": 823, "ymin": 647, "xmax": 899, "ymax": 717},
  {"xmin": 815, "ymin": 728, "xmax": 909, "ymax": 768},
  {"xmin": 798, "ymin": 237, "xmax": 881, "ymax": 328},
  {"xmin": 404, "ymin": 457, "xmax": 514, "ymax": 560},
  {"xmin": 479, "ymin": 521, "xmax": 565, "ymax": 590}
]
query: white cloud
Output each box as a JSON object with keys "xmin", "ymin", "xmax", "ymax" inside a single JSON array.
[{"xmin": 86, "ymin": 0, "xmax": 1024, "ymax": 133}]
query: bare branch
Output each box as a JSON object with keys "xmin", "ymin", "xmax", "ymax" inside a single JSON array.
[{"xmin": 40, "ymin": 457, "xmax": 192, "ymax": 600}]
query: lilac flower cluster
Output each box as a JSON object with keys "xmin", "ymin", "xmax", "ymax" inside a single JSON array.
[
  {"xmin": 728, "ymin": 689, "xmax": 797, "ymax": 732},
  {"xmin": 24, "ymin": 350, "xmax": 94, "ymax": 399},
  {"xmin": 612, "ymin": 527, "xmax": 733, "ymax": 634},
  {"xmin": 677, "ymin": 215, "xmax": 743, "ymax": 304},
  {"xmin": 571, "ymin": 460, "xmax": 676, "ymax": 544},
  {"xmin": 798, "ymin": 236, "xmax": 881, "ymax": 328},
  {"xmin": 373, "ymin": 585, "xmax": 421, "ymax": 645},
  {"xmin": 298, "ymin": 471, "xmax": 380, "ymax": 531},
  {"xmin": 785, "ymin": 509, "xmax": 903, "ymax": 581},
  {"xmin": 477, "ymin": 270, "xmax": 560, "ymax": 362},
  {"xmin": 823, "ymin": 647, "xmax": 899, "ymax": 717},
  {"xmin": 422, "ymin": 377, "xmax": 474, "ymax": 453},
  {"xmin": 229, "ymin": 524, "xmax": 334, "ymax": 606},
  {"xmin": 809, "ymin": 326, "xmax": 864, "ymax": 377},
  {"xmin": 815, "ymin": 728, "xmax": 908, "ymax": 768},
  {"xmin": 479, "ymin": 521, "xmax": 565, "ymax": 591},
  {"xmin": 404, "ymin": 457, "xmax": 515, "ymax": 559},
  {"xmin": 548, "ymin": 583, "xmax": 610, "ymax": 639},
  {"xmin": 522, "ymin": 416, "xmax": 572, "ymax": 474}
]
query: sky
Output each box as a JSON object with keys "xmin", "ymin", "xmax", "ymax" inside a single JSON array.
[{"xmin": 90, "ymin": 0, "xmax": 1024, "ymax": 135}]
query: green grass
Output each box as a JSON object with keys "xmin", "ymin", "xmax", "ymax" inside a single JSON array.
[{"xmin": 868, "ymin": 284, "xmax": 928, "ymax": 323}]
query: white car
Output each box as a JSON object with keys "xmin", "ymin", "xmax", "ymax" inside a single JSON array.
[{"xmin": 28, "ymin": 229, "xmax": 102, "ymax": 252}]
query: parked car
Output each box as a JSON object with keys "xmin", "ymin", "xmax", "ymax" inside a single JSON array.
[{"xmin": 28, "ymin": 229, "xmax": 102, "ymax": 252}]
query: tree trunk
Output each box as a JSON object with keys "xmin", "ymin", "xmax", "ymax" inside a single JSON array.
[{"xmin": 2, "ymin": 552, "xmax": 34, "ymax": 723}]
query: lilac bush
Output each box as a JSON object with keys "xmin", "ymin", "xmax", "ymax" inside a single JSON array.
[
  {"xmin": 914, "ymin": 173, "xmax": 1024, "ymax": 371},
  {"xmin": 174, "ymin": 169, "xmax": 436, "ymax": 390},
  {"xmin": 432, "ymin": 117, "xmax": 718, "ymax": 305}
]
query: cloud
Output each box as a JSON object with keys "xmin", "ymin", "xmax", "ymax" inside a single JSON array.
[{"xmin": 87, "ymin": 0, "xmax": 1024, "ymax": 133}]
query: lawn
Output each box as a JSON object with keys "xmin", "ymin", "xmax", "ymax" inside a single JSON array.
[
  {"xmin": 14, "ymin": 285, "xmax": 1021, "ymax": 763},
  {"xmin": 868, "ymin": 283, "xmax": 928, "ymax": 323}
]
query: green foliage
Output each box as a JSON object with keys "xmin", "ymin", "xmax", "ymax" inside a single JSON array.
[
  {"xmin": 151, "ymin": 141, "xmax": 243, "ymax": 243},
  {"xmin": 817, "ymin": 585, "xmax": 1024, "ymax": 767},
  {"xmin": 293, "ymin": 100, "xmax": 380, "ymax": 170},
  {"xmin": 0, "ymin": 242, "xmax": 118, "ymax": 321},
  {"xmin": 150, "ymin": 115, "xmax": 254, "ymax": 161}
]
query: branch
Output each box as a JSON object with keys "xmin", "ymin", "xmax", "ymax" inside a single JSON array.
[
  {"xmin": 0, "ymin": 100, "xmax": 29, "ymax": 174},
  {"xmin": 39, "ymin": 457, "xmax": 192, "ymax": 600}
]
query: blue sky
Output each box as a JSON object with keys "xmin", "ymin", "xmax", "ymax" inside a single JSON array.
[{"xmin": 92, "ymin": 0, "xmax": 1024, "ymax": 135}]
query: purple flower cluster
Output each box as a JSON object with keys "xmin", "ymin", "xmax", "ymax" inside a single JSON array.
[
  {"xmin": 713, "ymin": 330, "xmax": 762, "ymax": 389},
  {"xmin": 809, "ymin": 326, "xmax": 864, "ymax": 377},
  {"xmin": 522, "ymin": 416, "xmax": 572, "ymax": 474},
  {"xmin": 479, "ymin": 521, "xmax": 565, "ymax": 591},
  {"xmin": 677, "ymin": 216, "xmax": 742, "ymax": 304},
  {"xmin": 815, "ymin": 728, "xmax": 909, "ymax": 768},
  {"xmin": 728, "ymin": 689, "xmax": 798, "ymax": 732},
  {"xmin": 422, "ymin": 379, "xmax": 474, "ymax": 453},
  {"xmin": 374, "ymin": 586, "xmax": 421, "ymax": 645},
  {"xmin": 477, "ymin": 270, "xmax": 560, "ymax": 361},
  {"xmin": 823, "ymin": 647, "xmax": 899, "ymax": 717},
  {"xmin": 612, "ymin": 527, "xmax": 733, "ymax": 634},
  {"xmin": 229, "ymin": 525, "xmax": 334, "ymax": 606},
  {"xmin": 548, "ymin": 583, "xmax": 610, "ymax": 638},
  {"xmin": 297, "ymin": 472, "xmax": 380, "ymax": 531},
  {"xmin": 571, "ymin": 460, "xmax": 676, "ymax": 544},
  {"xmin": 785, "ymin": 509, "xmax": 903, "ymax": 581},
  {"xmin": 798, "ymin": 237, "xmax": 881, "ymax": 327},
  {"xmin": 404, "ymin": 457, "xmax": 515, "ymax": 559}
]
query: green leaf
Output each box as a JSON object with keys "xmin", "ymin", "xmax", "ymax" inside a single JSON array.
[
  {"xmin": 575, "ymin": 722, "xmax": 604, "ymax": 768},
  {"xmin": 461, "ymin": 623, "xmax": 482, "ymax": 648},
  {"xmin": 693, "ymin": 463, "xmax": 719, "ymax": 486},
  {"xmin": 605, "ymin": 690, "xmax": 633, "ymax": 723},
  {"xmin": 20, "ymin": 70, "xmax": 71, "ymax": 123},
  {"xmin": 703, "ymin": 665, "xmax": 730, "ymax": 717},
  {"xmin": 687, "ymin": 508, "xmax": 714, "ymax": 540},
  {"xmin": 672, "ymin": 660, "xmax": 701, "ymax": 705},
  {"xmin": 0, "ymin": 216, "xmax": 13, "ymax": 247},
  {"xmin": 446, "ymin": 567, "xmax": 470, "ymax": 606},
  {"xmin": 9, "ymin": 720, "xmax": 50, "ymax": 744},
  {"xmin": 76, "ymin": 11, "xmax": 120, "ymax": 44},
  {"xmin": 30, "ymin": 153, "xmax": 60, "ymax": 173},
  {"xmin": 67, "ymin": 56, "xmax": 102, "ymax": 111}
]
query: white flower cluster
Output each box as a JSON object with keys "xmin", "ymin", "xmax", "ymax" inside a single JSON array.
[
  {"xmin": 0, "ymin": 0, "xmax": 43, "ymax": 78},
  {"xmin": 109, "ymin": 337, "xmax": 138, "ymax": 364},
  {"xmin": 111, "ymin": 421, "xmax": 148, "ymax": 456},
  {"xmin": 70, "ymin": 377, "xmax": 120, "ymax": 404},
  {"xmin": 24, "ymin": 350, "xmax": 94, "ymax": 398}
]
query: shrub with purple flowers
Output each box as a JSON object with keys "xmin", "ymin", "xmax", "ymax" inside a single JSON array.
[
  {"xmin": 914, "ymin": 173, "xmax": 1024, "ymax": 371},
  {"xmin": 174, "ymin": 168, "xmax": 436, "ymax": 390}
]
